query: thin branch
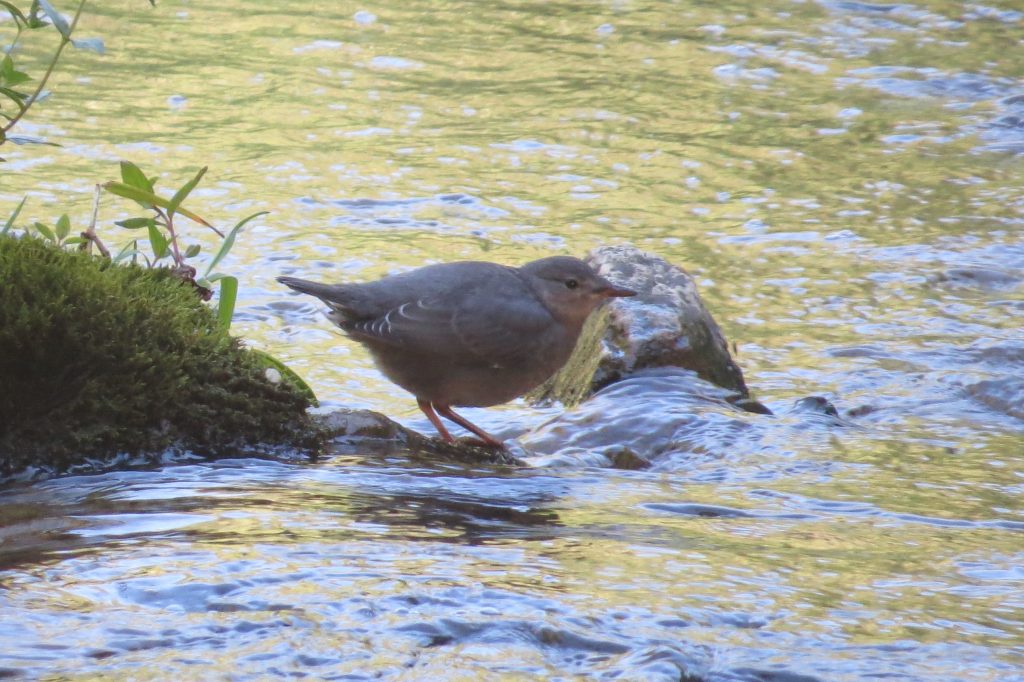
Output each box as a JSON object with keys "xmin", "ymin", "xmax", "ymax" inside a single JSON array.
[{"xmin": 1, "ymin": 0, "xmax": 88, "ymax": 135}]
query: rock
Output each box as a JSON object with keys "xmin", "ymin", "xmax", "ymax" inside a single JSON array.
[
  {"xmin": 605, "ymin": 447, "xmax": 652, "ymax": 470},
  {"xmin": 530, "ymin": 244, "xmax": 767, "ymax": 413},
  {"xmin": 790, "ymin": 396, "xmax": 840, "ymax": 418},
  {"xmin": 933, "ymin": 267, "xmax": 1021, "ymax": 291},
  {"xmin": 317, "ymin": 408, "xmax": 410, "ymax": 440},
  {"xmin": 964, "ymin": 377, "xmax": 1024, "ymax": 422},
  {"xmin": 318, "ymin": 409, "xmax": 523, "ymax": 466}
]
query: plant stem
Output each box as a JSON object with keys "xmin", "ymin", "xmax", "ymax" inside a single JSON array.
[
  {"xmin": 80, "ymin": 183, "xmax": 110, "ymax": 257},
  {"xmin": 1, "ymin": 0, "xmax": 88, "ymax": 135},
  {"xmin": 152, "ymin": 206, "xmax": 182, "ymax": 266},
  {"xmin": 166, "ymin": 213, "xmax": 183, "ymax": 266}
]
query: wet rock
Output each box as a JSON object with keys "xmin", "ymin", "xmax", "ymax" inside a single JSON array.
[
  {"xmin": 605, "ymin": 447, "xmax": 653, "ymax": 471},
  {"xmin": 318, "ymin": 409, "xmax": 522, "ymax": 466},
  {"xmin": 961, "ymin": 341, "xmax": 1024, "ymax": 368},
  {"xmin": 933, "ymin": 267, "xmax": 1021, "ymax": 291},
  {"xmin": 964, "ymin": 378, "xmax": 1024, "ymax": 422},
  {"xmin": 317, "ymin": 408, "xmax": 409, "ymax": 440},
  {"xmin": 531, "ymin": 244, "xmax": 766, "ymax": 413},
  {"xmin": 790, "ymin": 396, "xmax": 840, "ymax": 418}
]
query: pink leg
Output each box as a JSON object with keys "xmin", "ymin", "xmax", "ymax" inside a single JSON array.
[
  {"xmin": 417, "ymin": 399, "xmax": 455, "ymax": 442},
  {"xmin": 434, "ymin": 404, "xmax": 505, "ymax": 448}
]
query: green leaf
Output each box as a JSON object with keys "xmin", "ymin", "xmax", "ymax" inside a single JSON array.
[
  {"xmin": 215, "ymin": 275, "xmax": 238, "ymax": 332},
  {"xmin": 203, "ymin": 211, "xmax": 267, "ymax": 277},
  {"xmin": 113, "ymin": 239, "xmax": 141, "ymax": 264},
  {"xmin": 0, "ymin": 87, "xmax": 29, "ymax": 111},
  {"xmin": 167, "ymin": 166, "xmax": 207, "ymax": 218},
  {"xmin": 71, "ymin": 37, "xmax": 104, "ymax": 54},
  {"xmin": 103, "ymin": 180, "xmax": 159, "ymax": 209},
  {"xmin": 36, "ymin": 0, "xmax": 71, "ymax": 39},
  {"xmin": 119, "ymin": 161, "xmax": 154, "ymax": 193},
  {"xmin": 33, "ymin": 221, "xmax": 55, "ymax": 241},
  {"xmin": 55, "ymin": 213, "xmax": 70, "ymax": 241},
  {"xmin": 115, "ymin": 217, "xmax": 156, "ymax": 230},
  {"xmin": 2, "ymin": 196, "xmax": 27, "ymax": 235},
  {"xmin": 2, "ymin": 70, "xmax": 31, "ymax": 88},
  {"xmin": 0, "ymin": 1, "xmax": 29, "ymax": 27},
  {"xmin": 0, "ymin": 86, "xmax": 28, "ymax": 101},
  {"xmin": 25, "ymin": 2, "xmax": 48, "ymax": 29},
  {"xmin": 147, "ymin": 221, "xmax": 170, "ymax": 259},
  {"xmin": 1, "ymin": 55, "xmax": 31, "ymax": 88},
  {"xmin": 249, "ymin": 348, "xmax": 319, "ymax": 406},
  {"xmin": 184, "ymin": 243, "xmax": 201, "ymax": 258},
  {"xmin": 63, "ymin": 236, "xmax": 86, "ymax": 246},
  {"xmin": 113, "ymin": 248, "xmax": 141, "ymax": 262},
  {"xmin": 6, "ymin": 135, "xmax": 61, "ymax": 147},
  {"xmin": 113, "ymin": 248, "xmax": 143, "ymax": 263},
  {"xmin": 102, "ymin": 181, "xmax": 213, "ymax": 228}
]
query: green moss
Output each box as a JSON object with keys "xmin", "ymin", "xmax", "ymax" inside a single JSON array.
[{"xmin": 0, "ymin": 235, "xmax": 318, "ymax": 476}]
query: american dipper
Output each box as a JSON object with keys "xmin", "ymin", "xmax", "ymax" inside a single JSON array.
[{"xmin": 278, "ymin": 256, "xmax": 636, "ymax": 448}]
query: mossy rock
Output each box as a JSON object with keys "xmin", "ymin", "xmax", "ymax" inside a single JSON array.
[{"xmin": 0, "ymin": 235, "xmax": 319, "ymax": 477}]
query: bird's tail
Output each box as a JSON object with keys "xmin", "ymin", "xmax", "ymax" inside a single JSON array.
[
  {"xmin": 278, "ymin": 276, "xmax": 361, "ymax": 328},
  {"xmin": 277, "ymin": 276, "xmax": 347, "ymax": 304}
]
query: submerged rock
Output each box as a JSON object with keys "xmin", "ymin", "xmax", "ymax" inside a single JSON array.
[
  {"xmin": 0, "ymin": 235, "xmax": 319, "ymax": 477},
  {"xmin": 964, "ymin": 377, "xmax": 1024, "ymax": 422},
  {"xmin": 933, "ymin": 267, "xmax": 1021, "ymax": 291},
  {"xmin": 520, "ymin": 367, "xmax": 757, "ymax": 468},
  {"xmin": 531, "ymin": 245, "xmax": 768, "ymax": 414},
  {"xmin": 790, "ymin": 396, "xmax": 840, "ymax": 419},
  {"xmin": 519, "ymin": 367, "xmax": 859, "ymax": 469}
]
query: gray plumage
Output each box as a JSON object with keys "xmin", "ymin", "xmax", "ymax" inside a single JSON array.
[{"xmin": 278, "ymin": 256, "xmax": 635, "ymax": 447}]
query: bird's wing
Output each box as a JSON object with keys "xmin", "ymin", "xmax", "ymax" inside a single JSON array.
[
  {"xmin": 342, "ymin": 288, "xmax": 556, "ymax": 366},
  {"xmin": 340, "ymin": 296, "xmax": 461, "ymax": 350},
  {"xmin": 451, "ymin": 293, "xmax": 558, "ymax": 367}
]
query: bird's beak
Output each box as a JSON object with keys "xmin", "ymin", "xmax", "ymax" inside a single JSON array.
[{"xmin": 596, "ymin": 280, "xmax": 637, "ymax": 298}]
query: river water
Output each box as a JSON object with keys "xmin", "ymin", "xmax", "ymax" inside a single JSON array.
[{"xmin": 1, "ymin": 1, "xmax": 1022, "ymax": 679}]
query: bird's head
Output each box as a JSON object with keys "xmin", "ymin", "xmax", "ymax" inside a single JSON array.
[{"xmin": 521, "ymin": 256, "xmax": 636, "ymax": 326}]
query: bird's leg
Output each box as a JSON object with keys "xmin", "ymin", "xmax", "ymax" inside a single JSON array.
[
  {"xmin": 417, "ymin": 399, "xmax": 455, "ymax": 442},
  {"xmin": 434, "ymin": 404, "xmax": 505, "ymax": 448}
]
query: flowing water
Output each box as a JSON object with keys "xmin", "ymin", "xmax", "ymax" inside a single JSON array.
[{"xmin": 1, "ymin": 0, "xmax": 1022, "ymax": 679}]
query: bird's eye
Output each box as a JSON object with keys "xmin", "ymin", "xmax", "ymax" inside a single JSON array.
[{"xmin": 565, "ymin": 279, "xmax": 579, "ymax": 290}]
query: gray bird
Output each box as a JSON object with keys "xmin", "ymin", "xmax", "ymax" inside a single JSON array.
[{"xmin": 278, "ymin": 256, "xmax": 636, "ymax": 447}]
